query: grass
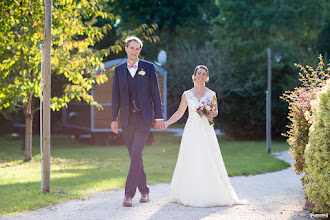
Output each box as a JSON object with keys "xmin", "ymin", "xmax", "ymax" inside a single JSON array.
[{"xmin": 0, "ymin": 132, "xmax": 290, "ymax": 216}]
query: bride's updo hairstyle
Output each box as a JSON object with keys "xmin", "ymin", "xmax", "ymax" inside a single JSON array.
[{"xmin": 192, "ymin": 65, "xmax": 209, "ymax": 83}]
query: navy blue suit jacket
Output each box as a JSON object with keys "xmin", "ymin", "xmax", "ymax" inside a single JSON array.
[{"xmin": 111, "ymin": 60, "xmax": 164, "ymax": 127}]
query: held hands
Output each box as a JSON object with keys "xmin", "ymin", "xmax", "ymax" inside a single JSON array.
[
  {"xmin": 157, "ymin": 121, "xmax": 169, "ymax": 131},
  {"xmin": 154, "ymin": 120, "xmax": 166, "ymax": 131},
  {"xmin": 112, "ymin": 120, "xmax": 168, "ymax": 133}
]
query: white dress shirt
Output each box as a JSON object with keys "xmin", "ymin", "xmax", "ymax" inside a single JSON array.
[{"xmin": 127, "ymin": 60, "xmax": 139, "ymax": 78}]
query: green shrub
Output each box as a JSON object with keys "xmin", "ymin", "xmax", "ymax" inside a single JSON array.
[
  {"xmin": 281, "ymin": 55, "xmax": 329, "ymax": 177},
  {"xmin": 304, "ymin": 80, "xmax": 330, "ymax": 214}
]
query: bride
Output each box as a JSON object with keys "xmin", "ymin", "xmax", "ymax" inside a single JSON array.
[{"xmin": 164, "ymin": 65, "xmax": 247, "ymax": 207}]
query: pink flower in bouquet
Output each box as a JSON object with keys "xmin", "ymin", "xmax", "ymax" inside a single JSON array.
[{"xmin": 196, "ymin": 100, "xmax": 217, "ymax": 125}]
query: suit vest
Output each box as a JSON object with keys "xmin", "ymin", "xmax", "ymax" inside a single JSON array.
[{"xmin": 127, "ymin": 69, "xmax": 140, "ymax": 112}]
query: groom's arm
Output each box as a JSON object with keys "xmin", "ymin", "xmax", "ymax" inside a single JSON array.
[
  {"xmin": 149, "ymin": 64, "xmax": 164, "ymax": 120},
  {"xmin": 111, "ymin": 67, "xmax": 120, "ymax": 123}
]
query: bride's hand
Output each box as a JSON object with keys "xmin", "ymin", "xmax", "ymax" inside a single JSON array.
[
  {"xmin": 159, "ymin": 121, "xmax": 169, "ymax": 131},
  {"xmin": 206, "ymin": 111, "xmax": 216, "ymax": 120},
  {"xmin": 206, "ymin": 115, "xmax": 213, "ymax": 121}
]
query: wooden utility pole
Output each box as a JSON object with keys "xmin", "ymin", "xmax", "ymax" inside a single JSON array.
[
  {"xmin": 266, "ymin": 48, "xmax": 272, "ymax": 154},
  {"xmin": 42, "ymin": 0, "xmax": 52, "ymax": 193}
]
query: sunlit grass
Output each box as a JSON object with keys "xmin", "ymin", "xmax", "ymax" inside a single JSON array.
[{"xmin": 0, "ymin": 132, "xmax": 290, "ymax": 216}]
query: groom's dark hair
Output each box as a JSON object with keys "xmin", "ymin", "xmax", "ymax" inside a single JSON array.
[{"xmin": 125, "ymin": 36, "xmax": 143, "ymax": 48}]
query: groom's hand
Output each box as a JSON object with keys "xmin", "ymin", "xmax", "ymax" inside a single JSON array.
[
  {"xmin": 111, "ymin": 121, "xmax": 119, "ymax": 134},
  {"xmin": 154, "ymin": 120, "xmax": 165, "ymax": 131}
]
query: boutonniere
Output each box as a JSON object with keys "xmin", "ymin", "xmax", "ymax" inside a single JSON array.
[{"xmin": 138, "ymin": 69, "xmax": 146, "ymax": 77}]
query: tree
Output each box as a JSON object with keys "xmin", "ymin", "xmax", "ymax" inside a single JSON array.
[
  {"xmin": 211, "ymin": 0, "xmax": 328, "ymax": 139},
  {"xmin": 0, "ymin": 1, "xmax": 158, "ymax": 161},
  {"xmin": 108, "ymin": 0, "xmax": 218, "ymax": 51}
]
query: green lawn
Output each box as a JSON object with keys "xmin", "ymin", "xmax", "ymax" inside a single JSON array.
[{"xmin": 0, "ymin": 132, "xmax": 290, "ymax": 216}]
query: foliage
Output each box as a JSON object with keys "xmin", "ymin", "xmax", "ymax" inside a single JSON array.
[
  {"xmin": 1, "ymin": 0, "xmax": 109, "ymax": 109},
  {"xmin": 107, "ymin": 0, "xmax": 218, "ymax": 51},
  {"xmin": 304, "ymin": 80, "xmax": 330, "ymax": 214},
  {"xmin": 0, "ymin": 0, "xmax": 158, "ymax": 161},
  {"xmin": 166, "ymin": 40, "xmax": 261, "ymax": 128},
  {"xmin": 281, "ymin": 55, "xmax": 329, "ymax": 176},
  {"xmin": 212, "ymin": 0, "xmax": 328, "ymax": 139}
]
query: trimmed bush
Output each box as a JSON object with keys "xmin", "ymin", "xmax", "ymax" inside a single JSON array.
[
  {"xmin": 281, "ymin": 55, "xmax": 329, "ymax": 177},
  {"xmin": 304, "ymin": 80, "xmax": 330, "ymax": 214}
]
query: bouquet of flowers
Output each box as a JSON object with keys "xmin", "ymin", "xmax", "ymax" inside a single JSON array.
[{"xmin": 196, "ymin": 100, "xmax": 217, "ymax": 125}]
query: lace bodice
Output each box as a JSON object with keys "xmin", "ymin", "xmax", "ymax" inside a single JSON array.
[{"xmin": 183, "ymin": 90, "xmax": 216, "ymax": 119}]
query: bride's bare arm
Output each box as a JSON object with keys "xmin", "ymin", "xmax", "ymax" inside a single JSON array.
[
  {"xmin": 206, "ymin": 95, "xmax": 218, "ymax": 120},
  {"xmin": 165, "ymin": 94, "xmax": 188, "ymax": 128}
]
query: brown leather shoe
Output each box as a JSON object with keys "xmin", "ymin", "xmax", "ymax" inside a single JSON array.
[
  {"xmin": 123, "ymin": 196, "xmax": 132, "ymax": 207},
  {"xmin": 139, "ymin": 193, "xmax": 149, "ymax": 203}
]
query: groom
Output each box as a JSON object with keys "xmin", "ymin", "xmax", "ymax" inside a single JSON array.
[{"xmin": 111, "ymin": 36, "xmax": 165, "ymax": 207}]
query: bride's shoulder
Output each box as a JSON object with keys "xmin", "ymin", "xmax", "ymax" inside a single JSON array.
[
  {"xmin": 182, "ymin": 89, "xmax": 193, "ymax": 99},
  {"xmin": 205, "ymin": 88, "xmax": 216, "ymax": 97},
  {"xmin": 182, "ymin": 89, "xmax": 192, "ymax": 95}
]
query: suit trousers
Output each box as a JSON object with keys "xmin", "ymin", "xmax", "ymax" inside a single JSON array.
[{"xmin": 122, "ymin": 111, "xmax": 151, "ymax": 198}]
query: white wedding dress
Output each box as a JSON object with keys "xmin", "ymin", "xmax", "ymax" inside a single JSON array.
[{"xmin": 170, "ymin": 90, "xmax": 247, "ymax": 207}]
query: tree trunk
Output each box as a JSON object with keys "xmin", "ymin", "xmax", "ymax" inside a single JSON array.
[
  {"xmin": 304, "ymin": 198, "xmax": 315, "ymax": 211},
  {"xmin": 42, "ymin": 0, "xmax": 52, "ymax": 193},
  {"xmin": 24, "ymin": 113, "xmax": 33, "ymax": 162}
]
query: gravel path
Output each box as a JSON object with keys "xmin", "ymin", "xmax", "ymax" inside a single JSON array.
[{"xmin": 2, "ymin": 150, "xmax": 311, "ymax": 220}]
